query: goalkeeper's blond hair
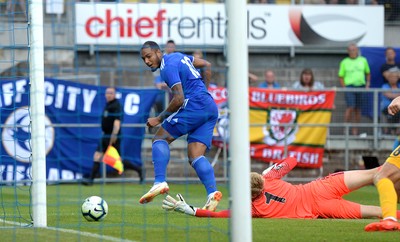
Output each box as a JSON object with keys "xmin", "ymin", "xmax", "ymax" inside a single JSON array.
[{"xmin": 250, "ymin": 172, "xmax": 264, "ymax": 199}]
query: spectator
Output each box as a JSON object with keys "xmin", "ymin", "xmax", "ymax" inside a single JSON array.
[
  {"xmin": 249, "ymin": 72, "xmax": 259, "ymax": 84},
  {"xmin": 292, "ymin": 68, "xmax": 324, "ymax": 90},
  {"xmin": 384, "ymin": 0, "xmax": 400, "ymax": 21},
  {"xmin": 381, "ymin": 47, "xmax": 400, "ymax": 83},
  {"xmin": 380, "ymin": 70, "xmax": 400, "ymax": 135},
  {"xmin": 83, "ymin": 87, "xmax": 143, "ymax": 185},
  {"xmin": 164, "ymin": 40, "xmax": 176, "ymax": 55},
  {"xmin": 338, "ymin": 43, "xmax": 371, "ymax": 136},
  {"xmin": 258, "ymin": 69, "xmax": 280, "ymax": 89}
]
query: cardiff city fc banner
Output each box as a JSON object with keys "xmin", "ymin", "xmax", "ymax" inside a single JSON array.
[
  {"xmin": 209, "ymin": 87, "xmax": 335, "ymax": 168},
  {"xmin": 0, "ymin": 78, "xmax": 158, "ymax": 182}
]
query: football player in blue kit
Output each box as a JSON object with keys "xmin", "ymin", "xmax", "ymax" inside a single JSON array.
[{"xmin": 139, "ymin": 41, "xmax": 222, "ymax": 211}]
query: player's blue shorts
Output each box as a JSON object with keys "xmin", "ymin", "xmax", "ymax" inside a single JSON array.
[
  {"xmin": 162, "ymin": 95, "xmax": 218, "ymax": 150},
  {"xmin": 344, "ymin": 85, "xmax": 365, "ymax": 109}
]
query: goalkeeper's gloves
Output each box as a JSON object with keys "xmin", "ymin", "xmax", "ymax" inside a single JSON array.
[{"xmin": 162, "ymin": 194, "xmax": 197, "ymax": 216}]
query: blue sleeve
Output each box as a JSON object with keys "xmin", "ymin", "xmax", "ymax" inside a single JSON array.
[{"xmin": 162, "ymin": 66, "xmax": 181, "ymax": 89}]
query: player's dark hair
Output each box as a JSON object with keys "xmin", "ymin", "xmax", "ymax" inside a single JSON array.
[
  {"xmin": 250, "ymin": 172, "xmax": 264, "ymax": 199},
  {"xmin": 141, "ymin": 41, "xmax": 160, "ymax": 51}
]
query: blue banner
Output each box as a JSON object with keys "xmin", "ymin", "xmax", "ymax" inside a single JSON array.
[{"xmin": 0, "ymin": 78, "xmax": 158, "ymax": 182}]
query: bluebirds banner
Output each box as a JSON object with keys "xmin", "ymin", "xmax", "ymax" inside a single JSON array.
[{"xmin": 0, "ymin": 78, "xmax": 158, "ymax": 182}]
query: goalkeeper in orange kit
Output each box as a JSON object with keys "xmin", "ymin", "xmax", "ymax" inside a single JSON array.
[{"xmin": 163, "ymin": 157, "xmax": 400, "ymax": 221}]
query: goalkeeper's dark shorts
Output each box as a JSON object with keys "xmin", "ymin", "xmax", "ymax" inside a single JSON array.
[{"xmin": 96, "ymin": 136, "xmax": 120, "ymax": 153}]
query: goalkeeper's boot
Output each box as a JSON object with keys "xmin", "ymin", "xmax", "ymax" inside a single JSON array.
[
  {"xmin": 202, "ymin": 191, "xmax": 222, "ymax": 212},
  {"xmin": 139, "ymin": 182, "xmax": 169, "ymax": 204},
  {"xmin": 364, "ymin": 219, "xmax": 400, "ymax": 232}
]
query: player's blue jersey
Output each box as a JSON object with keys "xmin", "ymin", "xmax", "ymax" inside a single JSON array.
[
  {"xmin": 160, "ymin": 52, "xmax": 210, "ymax": 99},
  {"xmin": 159, "ymin": 52, "xmax": 218, "ymax": 148}
]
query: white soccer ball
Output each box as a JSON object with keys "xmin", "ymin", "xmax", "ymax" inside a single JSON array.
[{"xmin": 81, "ymin": 196, "xmax": 108, "ymax": 222}]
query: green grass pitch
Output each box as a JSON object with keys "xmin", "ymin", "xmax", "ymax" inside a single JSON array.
[{"xmin": 0, "ymin": 182, "xmax": 399, "ymax": 242}]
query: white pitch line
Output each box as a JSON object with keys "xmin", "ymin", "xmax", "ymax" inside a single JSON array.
[
  {"xmin": 0, "ymin": 218, "xmax": 31, "ymax": 227},
  {"xmin": 0, "ymin": 218, "xmax": 136, "ymax": 242},
  {"xmin": 45, "ymin": 226, "xmax": 136, "ymax": 242}
]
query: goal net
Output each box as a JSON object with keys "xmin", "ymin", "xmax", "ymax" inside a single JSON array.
[{"xmin": 0, "ymin": 1, "xmax": 233, "ymax": 241}]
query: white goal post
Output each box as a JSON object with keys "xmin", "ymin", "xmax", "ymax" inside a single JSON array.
[
  {"xmin": 30, "ymin": 0, "xmax": 47, "ymax": 227},
  {"xmin": 226, "ymin": 1, "xmax": 252, "ymax": 241}
]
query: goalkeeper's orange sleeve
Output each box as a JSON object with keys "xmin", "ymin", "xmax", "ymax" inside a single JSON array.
[{"xmin": 195, "ymin": 209, "xmax": 230, "ymax": 218}]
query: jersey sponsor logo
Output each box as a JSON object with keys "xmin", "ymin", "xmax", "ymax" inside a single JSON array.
[
  {"xmin": 2, "ymin": 107, "xmax": 55, "ymax": 163},
  {"xmin": 263, "ymin": 109, "xmax": 298, "ymax": 146},
  {"xmin": 264, "ymin": 192, "xmax": 286, "ymax": 204}
]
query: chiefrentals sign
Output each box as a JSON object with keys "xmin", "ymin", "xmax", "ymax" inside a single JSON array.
[{"xmin": 75, "ymin": 3, "xmax": 383, "ymax": 47}]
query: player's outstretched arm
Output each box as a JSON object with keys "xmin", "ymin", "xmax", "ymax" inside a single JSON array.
[
  {"xmin": 162, "ymin": 194, "xmax": 230, "ymax": 218},
  {"xmin": 192, "ymin": 58, "xmax": 211, "ymax": 88},
  {"xmin": 262, "ymin": 157, "xmax": 298, "ymax": 179},
  {"xmin": 162, "ymin": 194, "xmax": 197, "ymax": 216}
]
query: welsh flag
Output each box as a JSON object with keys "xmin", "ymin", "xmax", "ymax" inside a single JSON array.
[
  {"xmin": 209, "ymin": 87, "xmax": 335, "ymax": 168},
  {"xmin": 249, "ymin": 88, "xmax": 335, "ymax": 168}
]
